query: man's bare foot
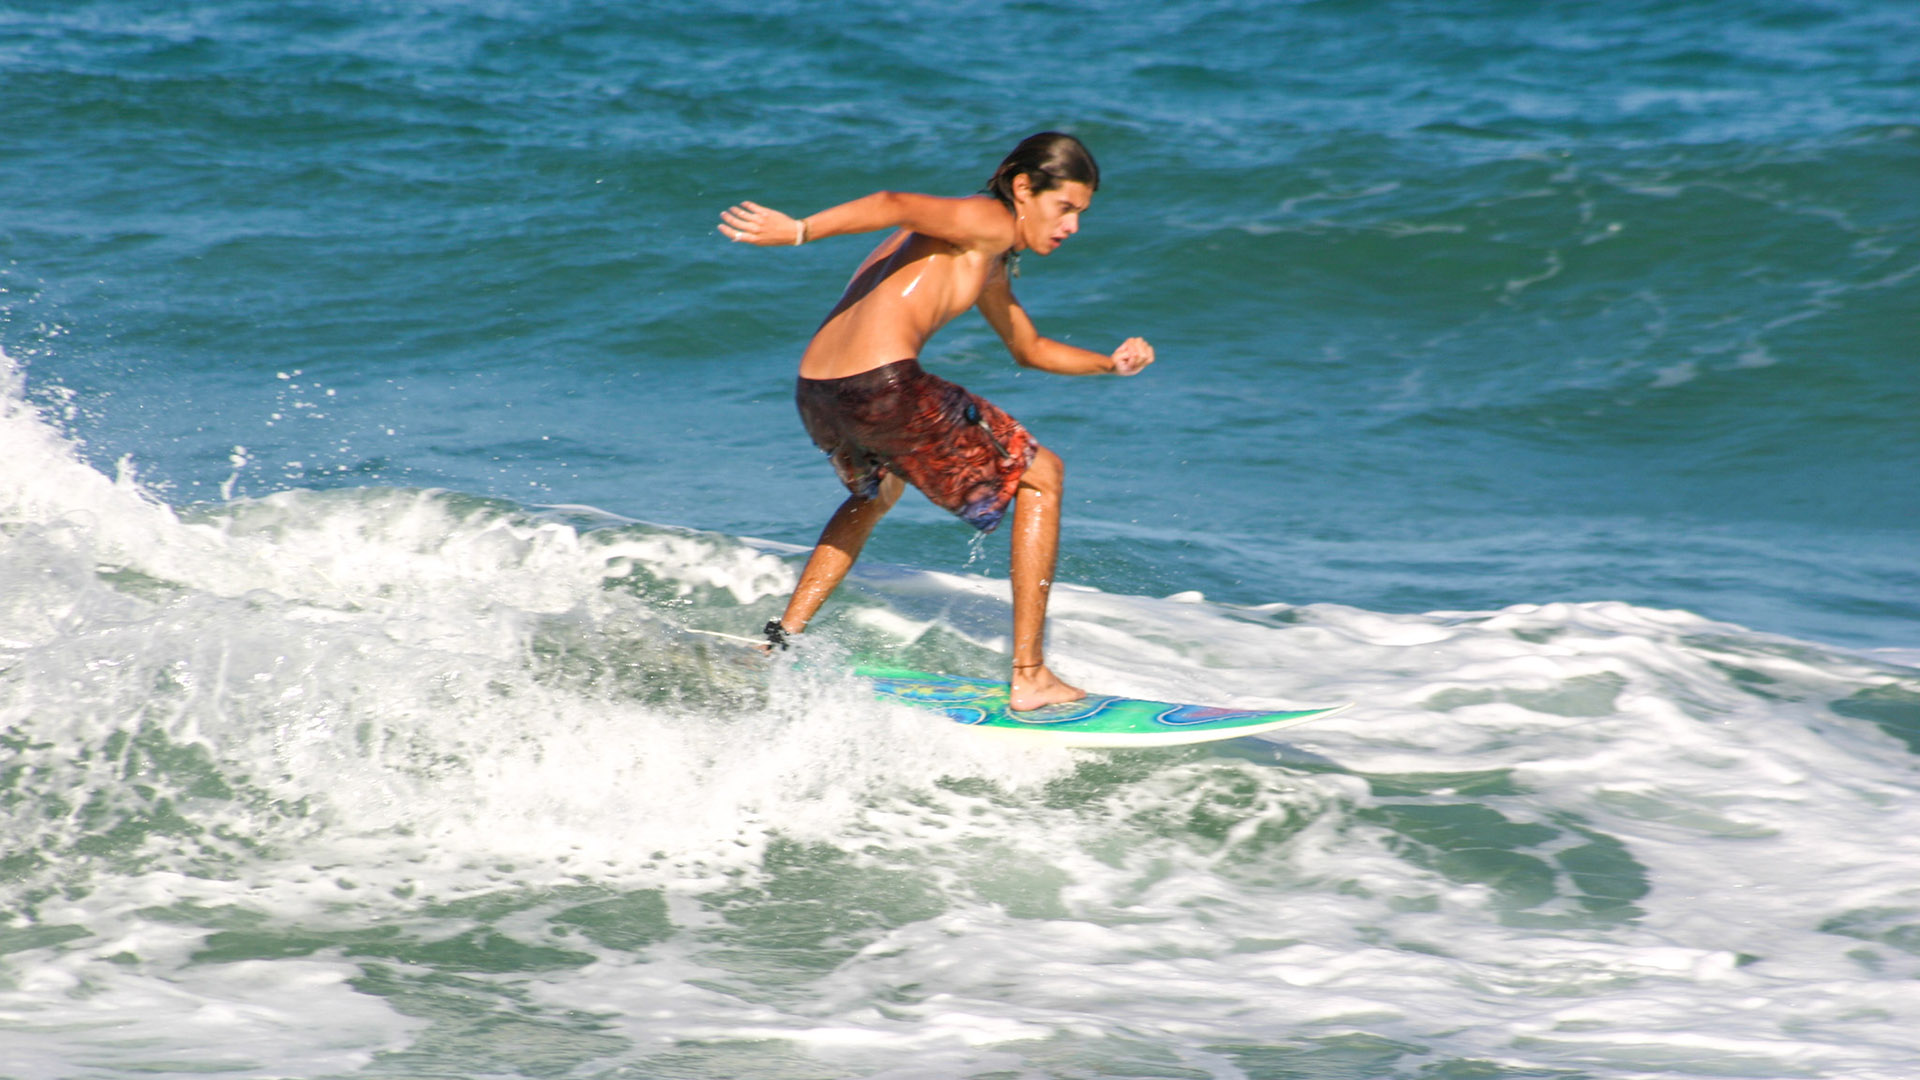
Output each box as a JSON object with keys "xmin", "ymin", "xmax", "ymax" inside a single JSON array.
[{"xmin": 1009, "ymin": 663, "xmax": 1085, "ymax": 712}]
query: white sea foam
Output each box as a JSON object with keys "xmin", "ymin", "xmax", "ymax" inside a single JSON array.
[
  {"xmin": 4, "ymin": 349, "xmax": 1919, "ymax": 1077},
  {"xmin": 1, "ymin": 902, "xmax": 417, "ymax": 1079}
]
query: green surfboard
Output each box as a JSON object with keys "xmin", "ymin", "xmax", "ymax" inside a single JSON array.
[{"xmin": 858, "ymin": 666, "xmax": 1350, "ymax": 748}]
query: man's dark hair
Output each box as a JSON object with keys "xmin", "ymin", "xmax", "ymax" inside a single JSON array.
[{"xmin": 985, "ymin": 132, "xmax": 1100, "ymax": 208}]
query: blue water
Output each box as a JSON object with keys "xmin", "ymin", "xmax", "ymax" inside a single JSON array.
[{"xmin": 3, "ymin": 3, "xmax": 1918, "ymax": 1077}]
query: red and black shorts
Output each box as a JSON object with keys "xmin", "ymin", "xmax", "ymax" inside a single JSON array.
[{"xmin": 795, "ymin": 359, "xmax": 1037, "ymax": 532}]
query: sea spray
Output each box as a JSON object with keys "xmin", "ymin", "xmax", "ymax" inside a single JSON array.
[{"xmin": 9, "ymin": 348, "xmax": 1919, "ymax": 1073}]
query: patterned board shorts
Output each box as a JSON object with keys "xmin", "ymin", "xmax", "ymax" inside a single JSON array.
[{"xmin": 795, "ymin": 358, "xmax": 1037, "ymax": 532}]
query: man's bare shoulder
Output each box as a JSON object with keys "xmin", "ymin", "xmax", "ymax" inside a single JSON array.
[
  {"xmin": 886, "ymin": 192, "xmax": 1015, "ymax": 254},
  {"xmin": 955, "ymin": 193, "xmax": 1017, "ymax": 250}
]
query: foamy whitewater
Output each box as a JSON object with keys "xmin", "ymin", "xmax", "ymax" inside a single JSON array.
[{"xmin": 6, "ymin": 343, "xmax": 1920, "ymax": 1077}]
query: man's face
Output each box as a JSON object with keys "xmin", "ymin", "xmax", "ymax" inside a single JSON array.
[{"xmin": 1017, "ymin": 179, "xmax": 1093, "ymax": 256}]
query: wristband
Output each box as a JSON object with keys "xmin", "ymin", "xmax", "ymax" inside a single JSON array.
[{"xmin": 794, "ymin": 217, "xmax": 809, "ymax": 246}]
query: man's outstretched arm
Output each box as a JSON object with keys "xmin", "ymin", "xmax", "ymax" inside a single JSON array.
[
  {"xmin": 977, "ymin": 271, "xmax": 1154, "ymax": 376},
  {"xmin": 719, "ymin": 193, "xmax": 1011, "ymax": 252}
]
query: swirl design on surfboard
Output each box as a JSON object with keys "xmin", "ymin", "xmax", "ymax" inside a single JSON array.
[{"xmin": 864, "ymin": 671, "xmax": 1320, "ymax": 728}]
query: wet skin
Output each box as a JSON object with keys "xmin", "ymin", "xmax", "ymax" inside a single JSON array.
[{"xmin": 720, "ymin": 175, "xmax": 1153, "ymax": 709}]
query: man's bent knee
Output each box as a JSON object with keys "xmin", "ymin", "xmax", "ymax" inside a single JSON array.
[
  {"xmin": 1020, "ymin": 447, "xmax": 1064, "ymax": 496},
  {"xmin": 847, "ymin": 473, "xmax": 905, "ymax": 516}
]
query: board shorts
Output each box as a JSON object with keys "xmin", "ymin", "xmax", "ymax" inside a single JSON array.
[{"xmin": 795, "ymin": 358, "xmax": 1037, "ymax": 532}]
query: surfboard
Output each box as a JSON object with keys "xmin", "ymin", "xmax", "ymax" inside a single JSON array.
[{"xmin": 857, "ymin": 666, "xmax": 1350, "ymax": 748}]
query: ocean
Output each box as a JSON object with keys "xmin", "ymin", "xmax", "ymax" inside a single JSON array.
[{"xmin": 3, "ymin": 1, "xmax": 1917, "ymax": 1077}]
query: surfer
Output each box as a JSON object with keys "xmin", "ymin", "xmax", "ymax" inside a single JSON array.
[{"xmin": 720, "ymin": 132, "xmax": 1153, "ymax": 711}]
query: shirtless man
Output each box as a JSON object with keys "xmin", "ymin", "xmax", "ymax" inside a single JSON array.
[{"xmin": 719, "ymin": 132, "xmax": 1153, "ymax": 711}]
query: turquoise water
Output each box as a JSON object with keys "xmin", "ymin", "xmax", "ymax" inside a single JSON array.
[{"xmin": 4, "ymin": 2, "xmax": 1918, "ymax": 1077}]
